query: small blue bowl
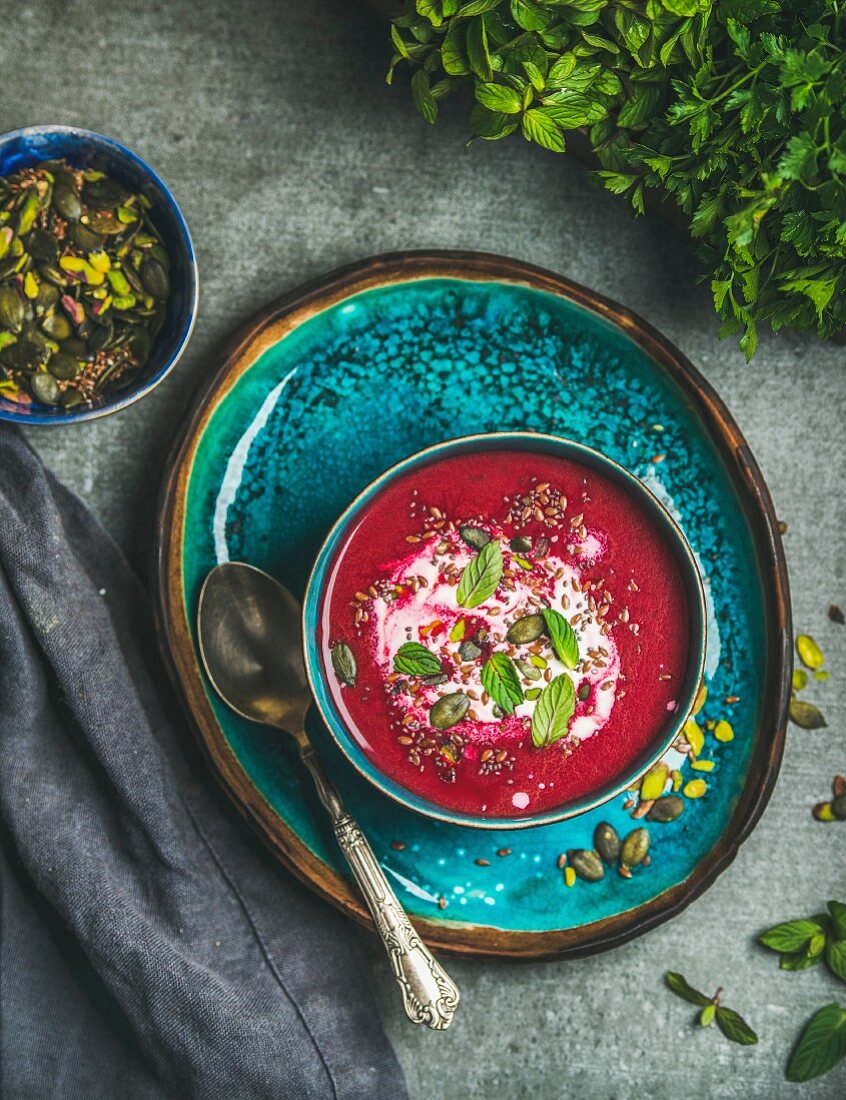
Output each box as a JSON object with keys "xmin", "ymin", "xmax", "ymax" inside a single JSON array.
[
  {"xmin": 303, "ymin": 431, "xmax": 707, "ymax": 830},
  {"xmin": 0, "ymin": 125, "xmax": 198, "ymax": 424}
]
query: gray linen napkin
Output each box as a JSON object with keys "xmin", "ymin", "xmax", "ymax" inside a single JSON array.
[{"xmin": 0, "ymin": 430, "xmax": 406, "ymax": 1100}]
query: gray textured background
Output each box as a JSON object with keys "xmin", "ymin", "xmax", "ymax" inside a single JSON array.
[{"xmin": 3, "ymin": 2, "xmax": 845, "ymax": 1097}]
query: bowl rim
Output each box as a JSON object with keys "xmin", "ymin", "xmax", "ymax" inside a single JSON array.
[
  {"xmin": 302, "ymin": 429, "xmax": 707, "ymax": 830},
  {"xmin": 0, "ymin": 123, "xmax": 198, "ymax": 425}
]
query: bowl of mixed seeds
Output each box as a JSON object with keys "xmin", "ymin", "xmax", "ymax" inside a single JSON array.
[{"xmin": 0, "ymin": 125, "xmax": 197, "ymax": 422}]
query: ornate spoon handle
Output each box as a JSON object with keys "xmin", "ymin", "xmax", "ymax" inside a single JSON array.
[{"xmin": 298, "ymin": 744, "xmax": 460, "ymax": 1030}]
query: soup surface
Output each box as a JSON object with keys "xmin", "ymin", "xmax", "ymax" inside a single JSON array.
[{"xmin": 318, "ymin": 447, "xmax": 693, "ymax": 818}]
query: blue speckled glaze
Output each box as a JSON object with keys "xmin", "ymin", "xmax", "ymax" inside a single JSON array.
[
  {"xmin": 182, "ymin": 277, "xmax": 766, "ymax": 935},
  {"xmin": 0, "ymin": 126, "xmax": 197, "ymax": 424}
]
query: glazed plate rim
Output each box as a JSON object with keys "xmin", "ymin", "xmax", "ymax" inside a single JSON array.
[{"xmin": 154, "ymin": 250, "xmax": 791, "ymax": 960}]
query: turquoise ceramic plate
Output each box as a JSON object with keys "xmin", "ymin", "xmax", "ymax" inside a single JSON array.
[{"xmin": 156, "ymin": 252, "xmax": 790, "ymax": 958}]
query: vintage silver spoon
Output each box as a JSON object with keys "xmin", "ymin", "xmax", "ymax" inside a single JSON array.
[{"xmin": 196, "ymin": 561, "xmax": 460, "ymax": 1030}]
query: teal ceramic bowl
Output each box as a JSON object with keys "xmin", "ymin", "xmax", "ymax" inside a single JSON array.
[{"xmin": 303, "ymin": 431, "xmax": 707, "ymax": 830}]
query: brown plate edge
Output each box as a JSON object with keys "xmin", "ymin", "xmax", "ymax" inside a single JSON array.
[{"xmin": 153, "ymin": 250, "xmax": 791, "ymax": 961}]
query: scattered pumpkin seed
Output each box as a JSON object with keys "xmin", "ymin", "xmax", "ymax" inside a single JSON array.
[
  {"xmin": 796, "ymin": 634, "xmax": 824, "ymax": 670},
  {"xmin": 330, "ymin": 641, "xmax": 357, "ymax": 687},
  {"xmin": 792, "ymin": 668, "xmax": 808, "ymax": 692},
  {"xmin": 594, "ymin": 821, "xmax": 621, "ymax": 863},
  {"xmin": 683, "ymin": 778, "xmax": 707, "ymax": 799},
  {"xmin": 514, "ymin": 658, "xmax": 541, "ymax": 681},
  {"xmin": 459, "ymin": 525, "xmax": 490, "ymax": 550},
  {"xmin": 647, "ymin": 795, "xmax": 684, "ymax": 822},
  {"xmin": 510, "ymin": 535, "xmax": 532, "ymax": 553},
  {"xmin": 506, "ymin": 613, "xmax": 545, "ymax": 644},
  {"xmin": 714, "ymin": 719, "xmax": 734, "ymax": 743},
  {"xmin": 832, "ymin": 794, "xmax": 846, "ymax": 821},
  {"xmin": 429, "ymin": 693, "xmax": 470, "ymax": 730},
  {"xmin": 691, "ymin": 759, "xmax": 715, "ymax": 772},
  {"xmin": 788, "ymin": 698, "xmax": 827, "ymax": 729},
  {"xmin": 457, "ymin": 639, "xmax": 482, "ymax": 662},
  {"xmin": 564, "ymin": 866, "xmax": 576, "ymax": 887},
  {"xmin": 567, "ymin": 849, "xmax": 604, "ymax": 882},
  {"xmin": 620, "ymin": 828, "xmax": 650, "ymax": 868}
]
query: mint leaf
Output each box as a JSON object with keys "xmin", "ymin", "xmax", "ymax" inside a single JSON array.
[
  {"xmin": 466, "ymin": 15, "xmax": 492, "ymax": 82},
  {"xmin": 786, "ymin": 1003, "xmax": 846, "ymax": 1082},
  {"xmin": 780, "ymin": 950, "xmax": 822, "ymax": 972},
  {"xmin": 531, "ymin": 674, "xmax": 575, "ymax": 748},
  {"xmin": 759, "ymin": 919, "xmax": 827, "ymax": 954},
  {"xmin": 826, "ymin": 939, "xmax": 846, "ymax": 983},
  {"xmin": 665, "ymin": 971, "xmax": 711, "ymax": 1007},
  {"xmin": 521, "ymin": 109, "xmax": 565, "ymax": 152},
  {"xmin": 393, "ymin": 642, "xmax": 443, "ymax": 677},
  {"xmin": 411, "ymin": 70, "xmax": 438, "ymax": 125},
  {"xmin": 829, "ymin": 901, "xmax": 846, "ymax": 941},
  {"xmin": 481, "ymin": 653, "xmax": 524, "ymax": 715},
  {"xmin": 474, "ymin": 82, "xmax": 523, "ymax": 114},
  {"xmin": 715, "ymin": 1006, "xmax": 758, "ymax": 1045},
  {"xmin": 541, "ymin": 608, "xmax": 579, "ymax": 669},
  {"xmin": 457, "ymin": 539, "xmax": 503, "ymax": 608}
]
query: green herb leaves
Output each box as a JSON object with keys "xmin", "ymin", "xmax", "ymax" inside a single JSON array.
[
  {"xmin": 665, "ymin": 971, "xmax": 710, "ymax": 1007},
  {"xmin": 393, "ymin": 642, "xmax": 442, "ymax": 677},
  {"xmin": 457, "ymin": 538, "xmax": 502, "ymax": 608},
  {"xmin": 389, "ymin": 0, "xmax": 846, "ymax": 357},
  {"xmin": 786, "ymin": 1003, "xmax": 846, "ymax": 1083},
  {"xmin": 665, "ymin": 973, "xmax": 758, "ymax": 1046},
  {"xmin": 541, "ymin": 607, "xmax": 579, "ymax": 669},
  {"xmin": 531, "ymin": 674, "xmax": 575, "ymax": 748},
  {"xmin": 481, "ymin": 653, "xmax": 524, "ymax": 714},
  {"xmin": 759, "ymin": 901, "xmax": 846, "ymax": 981},
  {"xmin": 715, "ymin": 1007, "xmax": 759, "ymax": 1046}
]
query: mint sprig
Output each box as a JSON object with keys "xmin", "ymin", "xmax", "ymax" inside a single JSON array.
[
  {"xmin": 530, "ymin": 674, "xmax": 574, "ymax": 748},
  {"xmin": 393, "ymin": 642, "xmax": 442, "ymax": 677},
  {"xmin": 665, "ymin": 973, "xmax": 758, "ymax": 1046},
  {"xmin": 541, "ymin": 607, "xmax": 579, "ymax": 670},
  {"xmin": 759, "ymin": 901, "xmax": 846, "ymax": 982},
  {"xmin": 456, "ymin": 538, "xmax": 503, "ymax": 608},
  {"xmin": 481, "ymin": 653, "xmax": 523, "ymax": 715}
]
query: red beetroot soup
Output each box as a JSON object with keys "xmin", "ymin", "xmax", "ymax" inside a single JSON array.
[{"xmin": 318, "ymin": 447, "xmax": 695, "ymax": 820}]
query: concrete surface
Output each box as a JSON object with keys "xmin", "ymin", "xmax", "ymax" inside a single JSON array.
[{"xmin": 3, "ymin": 2, "xmax": 844, "ymax": 1097}]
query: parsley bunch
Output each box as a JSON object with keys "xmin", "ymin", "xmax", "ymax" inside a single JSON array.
[{"xmin": 389, "ymin": 0, "xmax": 846, "ymax": 358}]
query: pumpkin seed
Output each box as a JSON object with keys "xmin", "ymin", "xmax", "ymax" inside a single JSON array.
[
  {"xmin": 506, "ymin": 613, "xmax": 545, "ymax": 644},
  {"xmin": 83, "ymin": 178, "xmax": 129, "ymax": 209},
  {"xmin": 0, "ymin": 285, "xmax": 24, "ymax": 332},
  {"xmin": 41, "ymin": 312, "xmax": 72, "ymax": 341},
  {"xmin": 832, "ymin": 794, "xmax": 846, "ymax": 821},
  {"xmin": 48, "ymin": 352, "xmax": 81, "ymax": 380},
  {"xmin": 52, "ymin": 183, "xmax": 82, "ymax": 222},
  {"xmin": 567, "ymin": 849, "xmax": 604, "ymax": 882},
  {"xmin": 578, "ymin": 681, "xmax": 591, "ymax": 701},
  {"xmin": 514, "ymin": 658, "xmax": 541, "ymax": 681},
  {"xmin": 796, "ymin": 634, "xmax": 824, "ymax": 670},
  {"xmin": 422, "ymin": 673, "xmax": 448, "ymax": 687},
  {"xmin": 458, "ymin": 525, "xmax": 490, "ymax": 550},
  {"xmin": 510, "ymin": 535, "xmax": 532, "ymax": 553},
  {"xmin": 30, "ymin": 371, "xmax": 60, "ymax": 405},
  {"xmin": 620, "ymin": 828, "xmax": 650, "ymax": 868},
  {"xmin": 68, "ymin": 222, "xmax": 105, "ymax": 251},
  {"xmin": 457, "ymin": 639, "xmax": 482, "ymax": 662},
  {"xmin": 330, "ymin": 641, "xmax": 357, "ymax": 687},
  {"xmin": 27, "ymin": 226, "xmax": 59, "ymax": 263},
  {"xmin": 789, "ymin": 698, "xmax": 827, "ymax": 729},
  {"xmin": 594, "ymin": 822, "xmax": 620, "ymax": 863},
  {"xmin": 683, "ymin": 778, "xmax": 707, "ymax": 799},
  {"xmin": 429, "ymin": 693, "xmax": 470, "ymax": 729},
  {"xmin": 647, "ymin": 795, "xmax": 685, "ymax": 822}
]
